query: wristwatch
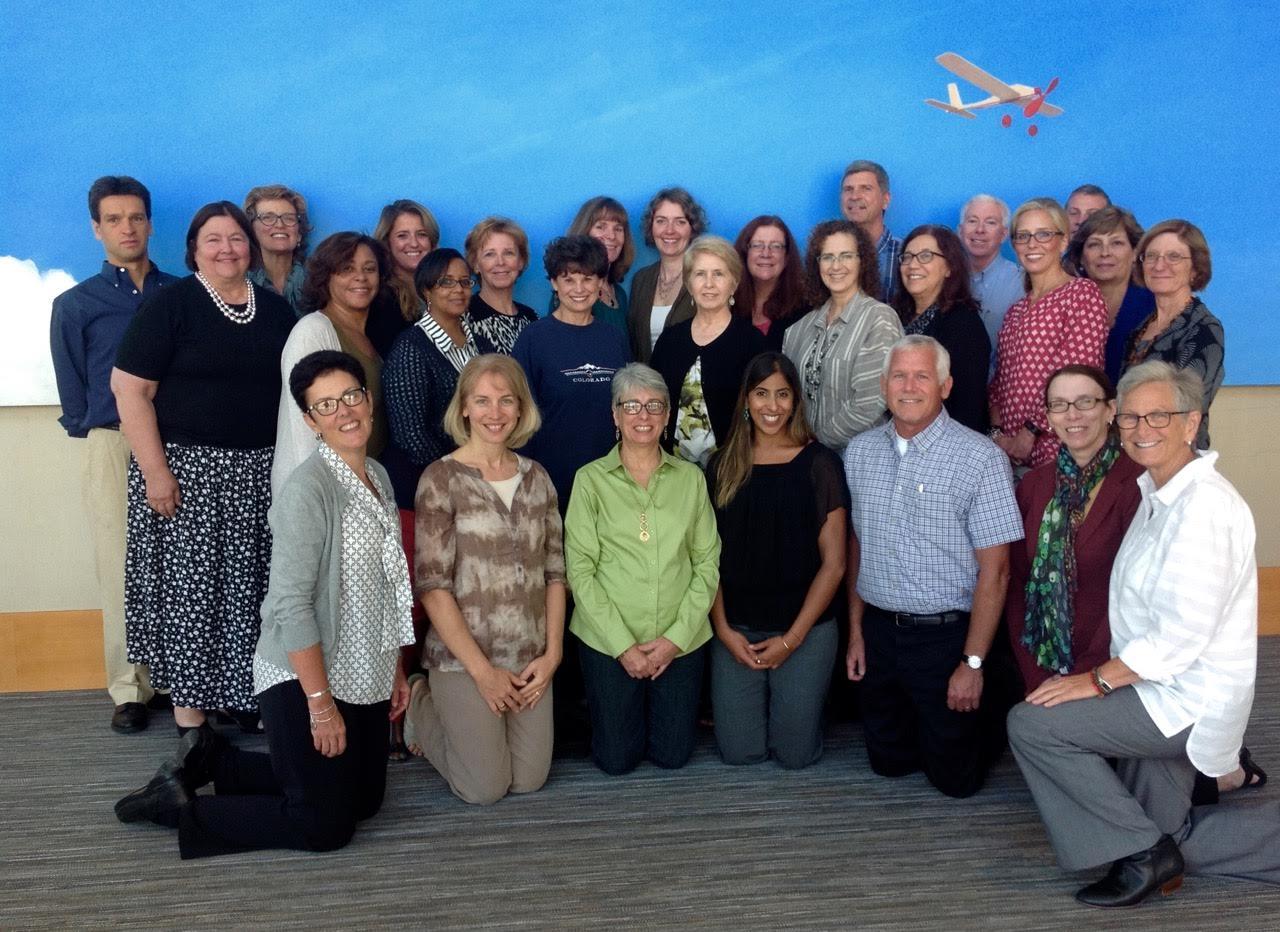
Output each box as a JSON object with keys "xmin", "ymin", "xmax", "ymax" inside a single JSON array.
[{"xmin": 962, "ymin": 654, "xmax": 984, "ymax": 670}]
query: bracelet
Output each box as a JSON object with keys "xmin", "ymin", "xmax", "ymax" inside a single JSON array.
[
  {"xmin": 306, "ymin": 686, "xmax": 331, "ymax": 700},
  {"xmin": 781, "ymin": 637, "xmax": 792, "ymax": 651},
  {"xmin": 1092, "ymin": 667, "xmax": 1114, "ymax": 696},
  {"xmin": 308, "ymin": 702, "xmax": 337, "ymax": 719}
]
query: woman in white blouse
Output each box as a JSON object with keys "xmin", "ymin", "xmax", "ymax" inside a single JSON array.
[
  {"xmin": 1008, "ymin": 359, "xmax": 1266, "ymax": 907},
  {"xmin": 115, "ymin": 350, "xmax": 415, "ymax": 858}
]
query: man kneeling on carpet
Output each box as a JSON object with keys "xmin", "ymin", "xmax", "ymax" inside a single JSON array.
[{"xmin": 115, "ymin": 351, "xmax": 414, "ymax": 857}]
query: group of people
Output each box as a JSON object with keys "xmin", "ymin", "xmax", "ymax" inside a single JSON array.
[{"xmin": 48, "ymin": 166, "xmax": 1270, "ymax": 907}]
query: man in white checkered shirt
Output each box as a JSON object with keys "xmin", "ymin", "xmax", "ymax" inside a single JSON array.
[{"xmin": 844, "ymin": 335, "xmax": 1022, "ymax": 797}]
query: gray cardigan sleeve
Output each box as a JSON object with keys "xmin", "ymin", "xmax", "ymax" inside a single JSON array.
[{"xmin": 259, "ymin": 460, "xmax": 337, "ymax": 655}]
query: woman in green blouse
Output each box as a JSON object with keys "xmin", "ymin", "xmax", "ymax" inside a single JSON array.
[{"xmin": 564, "ymin": 363, "xmax": 720, "ymax": 774}]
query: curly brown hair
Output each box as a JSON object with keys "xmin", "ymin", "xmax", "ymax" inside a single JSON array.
[
  {"xmin": 300, "ymin": 232, "xmax": 390, "ymax": 314},
  {"xmin": 803, "ymin": 219, "xmax": 880, "ymax": 306}
]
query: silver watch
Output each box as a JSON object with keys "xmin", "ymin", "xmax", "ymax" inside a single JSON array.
[{"xmin": 963, "ymin": 654, "xmax": 984, "ymax": 670}]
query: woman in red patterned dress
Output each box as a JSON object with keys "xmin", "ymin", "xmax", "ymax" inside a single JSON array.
[{"xmin": 989, "ymin": 198, "xmax": 1108, "ymax": 469}]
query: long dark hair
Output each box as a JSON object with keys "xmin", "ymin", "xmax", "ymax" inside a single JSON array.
[
  {"xmin": 732, "ymin": 215, "xmax": 805, "ymax": 325},
  {"xmin": 890, "ymin": 224, "xmax": 979, "ymax": 325},
  {"xmin": 803, "ymin": 220, "xmax": 880, "ymax": 306},
  {"xmin": 713, "ymin": 352, "xmax": 814, "ymax": 509}
]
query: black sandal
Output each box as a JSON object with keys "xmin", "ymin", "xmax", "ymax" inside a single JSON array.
[{"xmin": 1240, "ymin": 746, "xmax": 1268, "ymax": 789}]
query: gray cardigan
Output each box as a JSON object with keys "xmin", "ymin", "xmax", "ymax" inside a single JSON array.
[{"xmin": 255, "ymin": 450, "xmax": 397, "ymax": 671}]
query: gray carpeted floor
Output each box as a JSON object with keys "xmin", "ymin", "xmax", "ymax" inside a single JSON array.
[{"xmin": 4, "ymin": 642, "xmax": 1279, "ymax": 931}]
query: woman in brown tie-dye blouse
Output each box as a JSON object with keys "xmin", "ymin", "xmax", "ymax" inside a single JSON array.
[{"xmin": 403, "ymin": 354, "xmax": 566, "ymax": 804}]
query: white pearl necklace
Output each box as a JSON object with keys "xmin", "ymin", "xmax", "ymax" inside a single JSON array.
[{"xmin": 196, "ymin": 272, "xmax": 256, "ymax": 325}]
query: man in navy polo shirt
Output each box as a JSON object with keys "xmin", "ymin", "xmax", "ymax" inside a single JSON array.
[{"xmin": 50, "ymin": 176, "xmax": 178, "ymax": 733}]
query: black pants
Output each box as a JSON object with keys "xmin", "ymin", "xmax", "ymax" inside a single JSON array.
[
  {"xmin": 860, "ymin": 605, "xmax": 985, "ymax": 798},
  {"xmin": 178, "ymin": 681, "xmax": 389, "ymax": 859}
]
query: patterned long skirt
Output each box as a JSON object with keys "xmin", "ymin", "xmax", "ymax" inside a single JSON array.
[{"xmin": 125, "ymin": 443, "xmax": 273, "ymax": 711}]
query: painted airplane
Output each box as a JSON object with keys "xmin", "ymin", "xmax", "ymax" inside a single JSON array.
[{"xmin": 925, "ymin": 52, "xmax": 1062, "ymax": 135}]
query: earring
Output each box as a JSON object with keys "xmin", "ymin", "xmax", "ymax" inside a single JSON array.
[
  {"xmin": 313, "ymin": 432, "xmax": 322, "ymax": 441},
  {"xmin": 743, "ymin": 407, "xmax": 750, "ymax": 421},
  {"xmin": 728, "ymin": 295, "xmax": 735, "ymax": 306},
  {"xmin": 615, "ymin": 427, "xmax": 621, "ymax": 441}
]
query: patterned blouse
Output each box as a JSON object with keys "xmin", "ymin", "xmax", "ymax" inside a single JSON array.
[
  {"xmin": 414, "ymin": 455, "xmax": 566, "ymax": 674},
  {"xmin": 253, "ymin": 444, "xmax": 415, "ymax": 703},
  {"xmin": 1121, "ymin": 297, "xmax": 1224, "ymax": 450},
  {"xmin": 989, "ymin": 277, "xmax": 1108, "ymax": 467}
]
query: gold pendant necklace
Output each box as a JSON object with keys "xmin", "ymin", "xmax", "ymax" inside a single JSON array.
[{"xmin": 639, "ymin": 510, "xmax": 650, "ymax": 542}]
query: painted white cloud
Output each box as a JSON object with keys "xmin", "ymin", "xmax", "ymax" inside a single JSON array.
[{"xmin": 0, "ymin": 256, "xmax": 77, "ymax": 407}]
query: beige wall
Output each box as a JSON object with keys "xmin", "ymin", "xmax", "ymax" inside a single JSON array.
[{"xmin": 3, "ymin": 388, "xmax": 1279, "ymax": 613}]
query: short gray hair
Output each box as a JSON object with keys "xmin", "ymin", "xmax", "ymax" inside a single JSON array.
[
  {"xmin": 882, "ymin": 335, "xmax": 951, "ymax": 383},
  {"xmin": 611, "ymin": 363, "xmax": 669, "ymax": 407},
  {"xmin": 842, "ymin": 159, "xmax": 890, "ymax": 192},
  {"xmin": 959, "ymin": 193, "xmax": 1010, "ymax": 229},
  {"xmin": 1116, "ymin": 360, "xmax": 1203, "ymax": 414}
]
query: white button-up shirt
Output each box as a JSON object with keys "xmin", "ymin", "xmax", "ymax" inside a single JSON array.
[{"xmin": 1109, "ymin": 451, "xmax": 1257, "ymax": 776}]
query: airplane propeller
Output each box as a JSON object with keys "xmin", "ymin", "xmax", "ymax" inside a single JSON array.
[{"xmin": 1023, "ymin": 77, "xmax": 1060, "ymax": 117}]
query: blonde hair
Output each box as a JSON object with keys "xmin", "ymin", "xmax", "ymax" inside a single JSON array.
[
  {"xmin": 374, "ymin": 199, "xmax": 441, "ymax": 322},
  {"xmin": 1010, "ymin": 197, "xmax": 1071, "ymax": 289},
  {"xmin": 682, "ymin": 235, "xmax": 743, "ymax": 293},
  {"xmin": 443, "ymin": 355, "xmax": 541, "ymax": 448},
  {"xmin": 464, "ymin": 216, "xmax": 530, "ymax": 276}
]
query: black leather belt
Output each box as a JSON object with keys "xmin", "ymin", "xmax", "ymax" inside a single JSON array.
[{"xmin": 870, "ymin": 605, "xmax": 966, "ymax": 627}]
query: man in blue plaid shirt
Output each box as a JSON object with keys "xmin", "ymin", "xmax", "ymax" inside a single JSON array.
[
  {"xmin": 839, "ymin": 159, "xmax": 902, "ymax": 304},
  {"xmin": 844, "ymin": 335, "xmax": 1022, "ymax": 797}
]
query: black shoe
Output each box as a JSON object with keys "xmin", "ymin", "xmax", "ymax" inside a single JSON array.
[
  {"xmin": 145, "ymin": 692, "xmax": 173, "ymax": 712},
  {"xmin": 114, "ymin": 771, "xmax": 190, "ymax": 828},
  {"xmin": 164, "ymin": 723, "xmax": 227, "ymax": 793},
  {"xmin": 111, "ymin": 703, "xmax": 149, "ymax": 734},
  {"xmin": 1075, "ymin": 835, "xmax": 1184, "ymax": 908}
]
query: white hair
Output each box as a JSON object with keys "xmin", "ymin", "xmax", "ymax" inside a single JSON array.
[
  {"xmin": 958, "ymin": 193, "xmax": 1011, "ymax": 229},
  {"xmin": 882, "ymin": 335, "xmax": 951, "ymax": 383}
]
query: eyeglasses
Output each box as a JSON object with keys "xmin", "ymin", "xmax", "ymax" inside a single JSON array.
[
  {"xmin": 252, "ymin": 212, "xmax": 301, "ymax": 228},
  {"xmin": 307, "ymin": 386, "xmax": 368, "ymax": 417},
  {"xmin": 1046, "ymin": 397, "xmax": 1105, "ymax": 413},
  {"xmin": 616, "ymin": 399, "xmax": 668, "ymax": 416},
  {"xmin": 1011, "ymin": 230, "xmax": 1064, "ymax": 245},
  {"xmin": 818, "ymin": 251, "xmax": 858, "ymax": 266},
  {"xmin": 900, "ymin": 250, "xmax": 939, "ymax": 266},
  {"xmin": 1138, "ymin": 251, "xmax": 1191, "ymax": 266},
  {"xmin": 748, "ymin": 241, "xmax": 787, "ymax": 254},
  {"xmin": 435, "ymin": 276, "xmax": 477, "ymax": 290},
  {"xmin": 1114, "ymin": 410, "xmax": 1191, "ymax": 429}
]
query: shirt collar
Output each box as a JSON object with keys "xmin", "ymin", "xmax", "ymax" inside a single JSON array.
[
  {"xmin": 602, "ymin": 442, "xmax": 680, "ymax": 477},
  {"xmin": 875, "ymin": 226, "xmax": 895, "ymax": 254},
  {"xmin": 879, "ymin": 406, "xmax": 950, "ymax": 452},
  {"xmin": 416, "ymin": 311, "xmax": 475, "ymax": 354},
  {"xmin": 98, "ymin": 259, "xmax": 160, "ymax": 287},
  {"xmin": 1138, "ymin": 449, "xmax": 1219, "ymax": 506}
]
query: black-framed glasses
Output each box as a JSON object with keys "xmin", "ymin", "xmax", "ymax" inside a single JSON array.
[
  {"xmin": 307, "ymin": 386, "xmax": 368, "ymax": 417},
  {"xmin": 1046, "ymin": 397, "xmax": 1106, "ymax": 413},
  {"xmin": 900, "ymin": 249, "xmax": 939, "ymax": 266},
  {"xmin": 252, "ymin": 211, "xmax": 301, "ymax": 227},
  {"xmin": 1114, "ymin": 410, "xmax": 1190, "ymax": 429},
  {"xmin": 616, "ymin": 399, "xmax": 668, "ymax": 416},
  {"xmin": 1138, "ymin": 251, "xmax": 1191, "ymax": 266},
  {"xmin": 435, "ymin": 276, "xmax": 477, "ymax": 290},
  {"xmin": 1011, "ymin": 230, "xmax": 1063, "ymax": 245},
  {"xmin": 748, "ymin": 241, "xmax": 787, "ymax": 254}
]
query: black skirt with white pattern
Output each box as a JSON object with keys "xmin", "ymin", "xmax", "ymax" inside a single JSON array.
[{"xmin": 125, "ymin": 443, "xmax": 273, "ymax": 711}]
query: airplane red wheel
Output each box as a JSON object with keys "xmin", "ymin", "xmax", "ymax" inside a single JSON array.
[
  {"xmin": 1028, "ymin": 124, "xmax": 1038, "ymax": 137},
  {"xmin": 1001, "ymin": 114, "xmax": 1012, "ymax": 128}
]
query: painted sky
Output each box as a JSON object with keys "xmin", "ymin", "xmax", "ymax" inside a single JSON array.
[{"xmin": 3, "ymin": 1, "xmax": 1277, "ymax": 396}]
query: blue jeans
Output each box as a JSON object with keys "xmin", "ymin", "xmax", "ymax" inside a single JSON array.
[
  {"xmin": 711, "ymin": 619, "xmax": 837, "ymax": 768},
  {"xmin": 578, "ymin": 641, "xmax": 706, "ymax": 775}
]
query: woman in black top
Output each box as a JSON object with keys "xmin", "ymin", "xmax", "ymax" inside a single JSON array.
[
  {"xmin": 890, "ymin": 225, "xmax": 992, "ymax": 433},
  {"xmin": 706, "ymin": 352, "xmax": 848, "ymax": 768},
  {"xmin": 110, "ymin": 201, "xmax": 294, "ymax": 736},
  {"xmin": 732, "ymin": 215, "xmax": 807, "ymax": 350},
  {"xmin": 465, "ymin": 216, "xmax": 538, "ymax": 355},
  {"xmin": 651, "ymin": 235, "xmax": 766, "ymax": 467}
]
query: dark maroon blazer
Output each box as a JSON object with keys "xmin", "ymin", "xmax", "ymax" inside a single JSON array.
[{"xmin": 1005, "ymin": 450, "xmax": 1144, "ymax": 693}]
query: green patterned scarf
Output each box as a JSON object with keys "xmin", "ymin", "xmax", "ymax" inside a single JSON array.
[{"xmin": 1022, "ymin": 436, "xmax": 1120, "ymax": 673}]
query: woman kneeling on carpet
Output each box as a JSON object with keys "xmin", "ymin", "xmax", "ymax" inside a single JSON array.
[
  {"xmin": 1007, "ymin": 360, "xmax": 1273, "ymax": 907},
  {"xmin": 115, "ymin": 350, "xmax": 414, "ymax": 858},
  {"xmin": 403, "ymin": 354, "xmax": 566, "ymax": 804}
]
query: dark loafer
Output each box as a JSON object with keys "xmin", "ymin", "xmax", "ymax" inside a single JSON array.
[
  {"xmin": 1076, "ymin": 834, "xmax": 1184, "ymax": 908},
  {"xmin": 145, "ymin": 692, "xmax": 173, "ymax": 712},
  {"xmin": 114, "ymin": 771, "xmax": 190, "ymax": 828},
  {"xmin": 111, "ymin": 702, "xmax": 149, "ymax": 734}
]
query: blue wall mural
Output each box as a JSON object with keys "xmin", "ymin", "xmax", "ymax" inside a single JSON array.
[{"xmin": 4, "ymin": 1, "xmax": 1276, "ymax": 401}]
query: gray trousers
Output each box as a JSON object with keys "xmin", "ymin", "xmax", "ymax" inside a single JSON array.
[{"xmin": 1008, "ymin": 688, "xmax": 1280, "ymax": 884}]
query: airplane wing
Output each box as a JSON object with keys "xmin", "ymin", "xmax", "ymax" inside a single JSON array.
[
  {"xmin": 924, "ymin": 99, "xmax": 976, "ymax": 119},
  {"xmin": 936, "ymin": 52, "xmax": 1020, "ymax": 102},
  {"xmin": 1037, "ymin": 101, "xmax": 1064, "ymax": 117}
]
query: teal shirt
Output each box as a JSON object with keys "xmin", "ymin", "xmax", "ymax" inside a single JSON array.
[{"xmin": 566, "ymin": 444, "xmax": 719, "ymax": 658}]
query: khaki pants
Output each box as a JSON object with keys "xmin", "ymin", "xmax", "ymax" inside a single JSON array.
[
  {"xmin": 84, "ymin": 428, "xmax": 152, "ymax": 705},
  {"xmin": 415, "ymin": 668, "xmax": 552, "ymax": 805}
]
